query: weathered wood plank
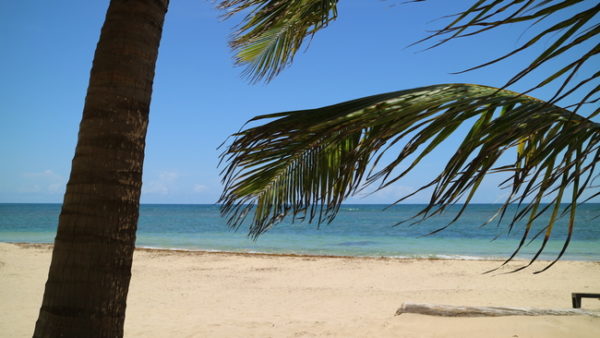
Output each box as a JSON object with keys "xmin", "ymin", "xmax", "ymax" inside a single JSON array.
[{"xmin": 395, "ymin": 303, "xmax": 600, "ymax": 317}]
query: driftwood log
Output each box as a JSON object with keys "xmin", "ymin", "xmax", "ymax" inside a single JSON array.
[{"xmin": 396, "ymin": 303, "xmax": 600, "ymax": 317}]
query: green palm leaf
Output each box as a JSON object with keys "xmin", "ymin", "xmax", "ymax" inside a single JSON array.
[
  {"xmin": 220, "ymin": 1, "xmax": 598, "ymax": 113},
  {"xmin": 219, "ymin": 83, "xmax": 600, "ymax": 271},
  {"xmin": 417, "ymin": 0, "xmax": 599, "ymax": 113},
  {"xmin": 218, "ymin": 0, "xmax": 339, "ymax": 83}
]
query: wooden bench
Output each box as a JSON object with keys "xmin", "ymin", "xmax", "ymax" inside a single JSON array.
[{"xmin": 571, "ymin": 293, "xmax": 600, "ymax": 308}]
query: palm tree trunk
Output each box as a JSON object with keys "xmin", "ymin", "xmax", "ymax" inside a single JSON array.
[{"xmin": 34, "ymin": 0, "xmax": 169, "ymax": 336}]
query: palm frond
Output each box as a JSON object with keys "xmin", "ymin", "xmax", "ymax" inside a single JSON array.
[
  {"xmin": 218, "ymin": 0, "xmax": 339, "ymax": 83},
  {"xmin": 418, "ymin": 0, "xmax": 599, "ymax": 114},
  {"xmin": 219, "ymin": 83, "xmax": 600, "ymax": 271}
]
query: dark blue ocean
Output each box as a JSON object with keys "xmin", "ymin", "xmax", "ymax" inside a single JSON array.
[{"xmin": 0, "ymin": 203, "xmax": 598, "ymax": 260}]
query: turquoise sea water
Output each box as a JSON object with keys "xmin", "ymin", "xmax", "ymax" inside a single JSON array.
[{"xmin": 0, "ymin": 203, "xmax": 598, "ymax": 260}]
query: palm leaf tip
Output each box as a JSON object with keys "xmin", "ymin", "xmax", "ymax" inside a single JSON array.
[
  {"xmin": 219, "ymin": 83, "xmax": 600, "ymax": 267},
  {"xmin": 218, "ymin": 0, "xmax": 339, "ymax": 82},
  {"xmin": 418, "ymin": 0, "xmax": 599, "ymax": 113}
]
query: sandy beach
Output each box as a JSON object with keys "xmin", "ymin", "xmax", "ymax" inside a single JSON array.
[{"xmin": 1, "ymin": 242, "xmax": 599, "ymax": 337}]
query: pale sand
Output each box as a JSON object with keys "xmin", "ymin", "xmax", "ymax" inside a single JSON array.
[{"xmin": 1, "ymin": 242, "xmax": 599, "ymax": 337}]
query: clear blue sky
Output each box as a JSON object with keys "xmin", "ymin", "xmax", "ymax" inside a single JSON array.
[{"xmin": 0, "ymin": 0, "xmax": 597, "ymax": 204}]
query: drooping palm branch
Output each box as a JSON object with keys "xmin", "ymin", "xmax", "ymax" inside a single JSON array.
[
  {"xmin": 218, "ymin": 1, "xmax": 598, "ymax": 270},
  {"xmin": 219, "ymin": 83, "xmax": 600, "ymax": 272}
]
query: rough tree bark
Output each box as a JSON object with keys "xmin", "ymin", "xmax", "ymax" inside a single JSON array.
[{"xmin": 34, "ymin": 0, "xmax": 169, "ymax": 336}]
